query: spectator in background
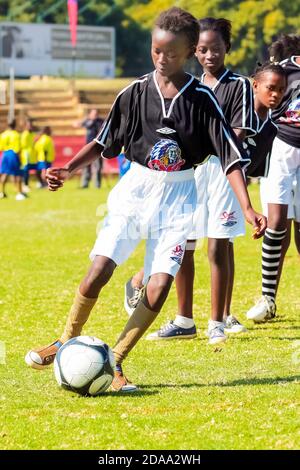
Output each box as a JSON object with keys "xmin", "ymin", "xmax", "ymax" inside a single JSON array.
[
  {"xmin": 74, "ymin": 109, "xmax": 103, "ymax": 189},
  {"xmin": 35, "ymin": 126, "xmax": 55, "ymax": 188},
  {"xmin": 21, "ymin": 118, "xmax": 36, "ymax": 193},
  {"xmin": 0, "ymin": 119, "xmax": 26, "ymax": 200}
]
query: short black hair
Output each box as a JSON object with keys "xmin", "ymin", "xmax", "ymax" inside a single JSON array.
[
  {"xmin": 269, "ymin": 34, "xmax": 300, "ymax": 62},
  {"xmin": 253, "ymin": 61, "xmax": 287, "ymax": 82},
  {"xmin": 155, "ymin": 7, "xmax": 199, "ymax": 50},
  {"xmin": 198, "ymin": 17, "xmax": 232, "ymax": 52}
]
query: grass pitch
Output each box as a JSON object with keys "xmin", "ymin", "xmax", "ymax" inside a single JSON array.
[{"xmin": 0, "ymin": 179, "xmax": 299, "ymax": 450}]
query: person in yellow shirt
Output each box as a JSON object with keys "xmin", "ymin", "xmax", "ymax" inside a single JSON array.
[
  {"xmin": 0, "ymin": 119, "xmax": 26, "ymax": 200},
  {"xmin": 20, "ymin": 118, "xmax": 36, "ymax": 192},
  {"xmin": 35, "ymin": 126, "xmax": 55, "ymax": 187}
]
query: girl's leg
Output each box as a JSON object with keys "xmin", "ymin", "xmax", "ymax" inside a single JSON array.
[
  {"xmin": 275, "ymin": 219, "xmax": 292, "ymax": 293},
  {"xmin": 247, "ymin": 203, "xmax": 288, "ymax": 322},
  {"xmin": 262, "ymin": 203, "xmax": 288, "ymax": 298},
  {"xmin": 0, "ymin": 174, "xmax": 8, "ymax": 196},
  {"xmin": 208, "ymin": 238, "xmax": 229, "ymax": 322},
  {"xmin": 14, "ymin": 175, "xmax": 23, "ymax": 194},
  {"xmin": 25, "ymin": 255, "xmax": 117, "ymax": 368},
  {"xmin": 224, "ymin": 241, "xmax": 234, "ymax": 317},
  {"xmin": 175, "ymin": 241, "xmax": 196, "ymax": 319},
  {"xmin": 113, "ymin": 272, "xmax": 173, "ymax": 365},
  {"xmin": 145, "ymin": 242, "xmax": 197, "ymax": 340},
  {"xmin": 207, "ymin": 238, "xmax": 229, "ymax": 344}
]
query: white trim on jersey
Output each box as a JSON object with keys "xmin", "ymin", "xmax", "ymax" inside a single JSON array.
[
  {"xmin": 195, "ymin": 85, "xmax": 250, "ymax": 173},
  {"xmin": 201, "ymin": 70, "xmax": 255, "ymax": 133},
  {"xmin": 94, "ymin": 75, "xmax": 149, "ymax": 147},
  {"xmin": 291, "ymin": 56, "xmax": 300, "ymax": 68},
  {"xmin": 153, "ymin": 71, "xmax": 194, "ymax": 118},
  {"xmin": 228, "ymin": 74, "xmax": 255, "ymax": 132}
]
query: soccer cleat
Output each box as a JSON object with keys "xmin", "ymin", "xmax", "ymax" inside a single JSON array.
[
  {"xmin": 224, "ymin": 315, "xmax": 247, "ymax": 334},
  {"xmin": 111, "ymin": 366, "xmax": 138, "ymax": 392},
  {"xmin": 25, "ymin": 340, "xmax": 62, "ymax": 369},
  {"xmin": 207, "ymin": 322, "xmax": 227, "ymax": 345},
  {"xmin": 146, "ymin": 320, "xmax": 197, "ymax": 340},
  {"xmin": 22, "ymin": 185, "xmax": 30, "ymax": 194},
  {"xmin": 124, "ymin": 277, "xmax": 145, "ymax": 316},
  {"xmin": 246, "ymin": 295, "xmax": 277, "ymax": 323},
  {"xmin": 0, "ymin": 192, "xmax": 7, "ymax": 199}
]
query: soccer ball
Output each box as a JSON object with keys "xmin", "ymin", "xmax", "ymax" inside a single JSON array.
[{"xmin": 54, "ymin": 336, "xmax": 115, "ymax": 396}]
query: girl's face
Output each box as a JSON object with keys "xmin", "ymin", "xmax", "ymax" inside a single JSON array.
[
  {"xmin": 195, "ymin": 30, "xmax": 228, "ymax": 75},
  {"xmin": 253, "ymin": 72, "xmax": 286, "ymax": 110},
  {"xmin": 151, "ymin": 27, "xmax": 193, "ymax": 77}
]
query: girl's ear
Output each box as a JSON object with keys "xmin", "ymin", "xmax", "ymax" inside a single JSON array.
[{"xmin": 252, "ymin": 79, "xmax": 258, "ymax": 93}]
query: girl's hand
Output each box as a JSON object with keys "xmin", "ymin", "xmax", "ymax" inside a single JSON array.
[
  {"xmin": 244, "ymin": 208, "xmax": 267, "ymax": 239},
  {"xmin": 46, "ymin": 168, "xmax": 70, "ymax": 191}
]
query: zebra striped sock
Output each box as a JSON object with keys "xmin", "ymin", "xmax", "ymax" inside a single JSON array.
[{"xmin": 262, "ymin": 228, "xmax": 287, "ymax": 301}]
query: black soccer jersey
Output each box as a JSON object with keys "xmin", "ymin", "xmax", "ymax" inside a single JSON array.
[
  {"xmin": 200, "ymin": 69, "xmax": 256, "ymax": 135},
  {"xmin": 271, "ymin": 56, "xmax": 300, "ymax": 148},
  {"xmin": 245, "ymin": 112, "xmax": 278, "ymax": 178},
  {"xmin": 95, "ymin": 72, "xmax": 249, "ymax": 173}
]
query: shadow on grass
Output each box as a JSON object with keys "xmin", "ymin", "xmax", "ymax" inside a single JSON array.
[{"xmin": 136, "ymin": 375, "xmax": 300, "ymax": 390}]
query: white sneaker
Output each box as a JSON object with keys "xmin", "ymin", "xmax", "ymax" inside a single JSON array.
[
  {"xmin": 15, "ymin": 193, "xmax": 26, "ymax": 201},
  {"xmin": 246, "ymin": 295, "xmax": 276, "ymax": 323},
  {"xmin": 224, "ymin": 315, "xmax": 247, "ymax": 334},
  {"xmin": 0, "ymin": 192, "xmax": 7, "ymax": 199},
  {"xmin": 207, "ymin": 321, "xmax": 227, "ymax": 345}
]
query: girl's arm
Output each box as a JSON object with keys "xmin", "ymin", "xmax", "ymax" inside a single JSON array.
[
  {"xmin": 226, "ymin": 163, "xmax": 266, "ymax": 238},
  {"xmin": 46, "ymin": 140, "xmax": 103, "ymax": 191}
]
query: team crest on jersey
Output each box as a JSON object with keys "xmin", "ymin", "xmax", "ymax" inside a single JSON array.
[
  {"xmin": 280, "ymin": 97, "xmax": 300, "ymax": 125},
  {"xmin": 170, "ymin": 245, "xmax": 184, "ymax": 265},
  {"xmin": 148, "ymin": 139, "xmax": 185, "ymax": 171},
  {"xmin": 156, "ymin": 127, "xmax": 176, "ymax": 135},
  {"xmin": 221, "ymin": 211, "xmax": 237, "ymax": 227}
]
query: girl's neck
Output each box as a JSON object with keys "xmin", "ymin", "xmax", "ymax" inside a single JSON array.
[
  {"xmin": 203, "ymin": 65, "xmax": 226, "ymax": 80},
  {"xmin": 156, "ymin": 70, "xmax": 189, "ymax": 97},
  {"xmin": 255, "ymin": 97, "xmax": 269, "ymax": 121}
]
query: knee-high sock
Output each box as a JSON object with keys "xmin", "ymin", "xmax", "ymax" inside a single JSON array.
[
  {"xmin": 60, "ymin": 290, "xmax": 98, "ymax": 343},
  {"xmin": 262, "ymin": 228, "xmax": 287, "ymax": 300},
  {"xmin": 113, "ymin": 301, "xmax": 159, "ymax": 364}
]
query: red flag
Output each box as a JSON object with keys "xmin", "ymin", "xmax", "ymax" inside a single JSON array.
[{"xmin": 68, "ymin": 0, "xmax": 78, "ymax": 47}]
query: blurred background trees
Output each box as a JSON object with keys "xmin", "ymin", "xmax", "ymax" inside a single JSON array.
[{"xmin": 1, "ymin": 0, "xmax": 300, "ymax": 76}]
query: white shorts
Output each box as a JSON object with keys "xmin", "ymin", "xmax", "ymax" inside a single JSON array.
[
  {"xmin": 190, "ymin": 156, "xmax": 245, "ymax": 239},
  {"xmin": 260, "ymin": 137, "xmax": 300, "ymax": 209},
  {"xmin": 90, "ymin": 163, "xmax": 196, "ymax": 283},
  {"xmin": 261, "ymin": 177, "xmax": 300, "ymax": 222}
]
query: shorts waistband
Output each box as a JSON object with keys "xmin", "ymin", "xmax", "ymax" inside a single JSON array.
[{"xmin": 130, "ymin": 162, "xmax": 194, "ymax": 182}]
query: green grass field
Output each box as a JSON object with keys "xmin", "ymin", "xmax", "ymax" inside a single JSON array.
[{"xmin": 0, "ymin": 179, "xmax": 299, "ymax": 450}]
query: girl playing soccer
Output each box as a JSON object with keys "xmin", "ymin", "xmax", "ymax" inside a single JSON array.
[
  {"xmin": 137, "ymin": 17, "xmax": 256, "ymax": 344},
  {"xmin": 247, "ymin": 34, "xmax": 300, "ymax": 322},
  {"xmin": 25, "ymin": 8, "xmax": 265, "ymax": 391}
]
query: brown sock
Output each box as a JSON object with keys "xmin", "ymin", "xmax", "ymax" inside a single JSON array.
[
  {"xmin": 113, "ymin": 300, "xmax": 160, "ymax": 364},
  {"xmin": 60, "ymin": 290, "xmax": 98, "ymax": 343}
]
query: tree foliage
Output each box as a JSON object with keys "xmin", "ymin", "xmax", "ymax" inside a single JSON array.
[{"xmin": 1, "ymin": 0, "xmax": 299, "ymax": 76}]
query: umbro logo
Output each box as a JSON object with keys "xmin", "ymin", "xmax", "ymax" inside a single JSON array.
[{"xmin": 156, "ymin": 127, "xmax": 176, "ymax": 134}]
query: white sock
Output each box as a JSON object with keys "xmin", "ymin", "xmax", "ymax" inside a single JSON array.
[
  {"xmin": 174, "ymin": 315, "xmax": 195, "ymax": 329},
  {"xmin": 208, "ymin": 320, "xmax": 224, "ymax": 331}
]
